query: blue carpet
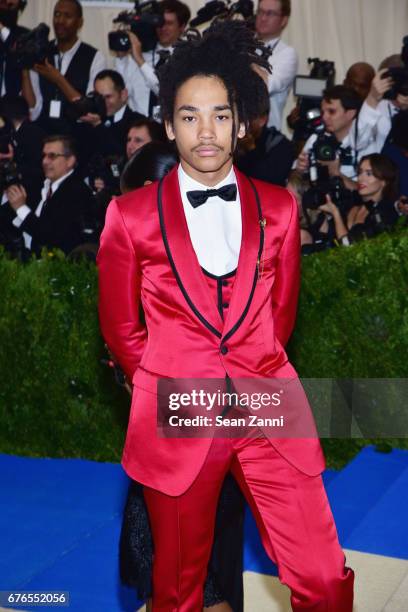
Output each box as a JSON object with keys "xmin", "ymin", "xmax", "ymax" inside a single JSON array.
[{"xmin": 1, "ymin": 446, "xmax": 407, "ymax": 610}]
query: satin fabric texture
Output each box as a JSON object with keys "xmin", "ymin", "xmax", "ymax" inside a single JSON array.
[
  {"xmin": 97, "ymin": 166, "xmax": 325, "ymax": 496},
  {"xmin": 144, "ymin": 436, "xmax": 354, "ymax": 611}
]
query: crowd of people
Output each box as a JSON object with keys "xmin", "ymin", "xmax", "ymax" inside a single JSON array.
[{"xmin": 0, "ymin": 0, "xmax": 407, "ymax": 259}]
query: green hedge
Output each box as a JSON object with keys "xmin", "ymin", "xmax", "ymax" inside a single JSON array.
[{"xmin": 0, "ymin": 229, "xmax": 407, "ymax": 468}]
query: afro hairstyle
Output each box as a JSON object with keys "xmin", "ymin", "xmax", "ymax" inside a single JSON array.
[{"xmin": 158, "ymin": 19, "xmax": 271, "ymax": 129}]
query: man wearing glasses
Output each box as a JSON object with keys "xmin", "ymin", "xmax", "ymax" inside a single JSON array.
[
  {"xmin": 255, "ymin": 0, "xmax": 298, "ymax": 130},
  {"xmin": 5, "ymin": 135, "xmax": 95, "ymax": 255}
]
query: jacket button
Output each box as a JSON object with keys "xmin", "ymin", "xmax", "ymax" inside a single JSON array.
[
  {"xmin": 222, "ymin": 280, "xmax": 228, "ymax": 286},
  {"xmin": 222, "ymin": 302, "xmax": 229, "ymax": 309},
  {"xmin": 220, "ymin": 345, "xmax": 228, "ymax": 355}
]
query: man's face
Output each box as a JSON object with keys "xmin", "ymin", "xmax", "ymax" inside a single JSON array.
[
  {"xmin": 165, "ymin": 75, "xmax": 245, "ymax": 186},
  {"xmin": 344, "ymin": 74, "xmax": 370, "ymax": 100},
  {"xmin": 321, "ymin": 99, "xmax": 356, "ymax": 138},
  {"xmin": 0, "ymin": 0, "xmax": 20, "ymax": 10},
  {"xmin": 126, "ymin": 125, "xmax": 152, "ymax": 159},
  {"xmin": 255, "ymin": 0, "xmax": 288, "ymax": 41},
  {"xmin": 156, "ymin": 11, "xmax": 184, "ymax": 47},
  {"xmin": 42, "ymin": 141, "xmax": 75, "ymax": 182},
  {"xmin": 94, "ymin": 78, "xmax": 128, "ymax": 117},
  {"xmin": 53, "ymin": 0, "xmax": 82, "ymax": 43}
]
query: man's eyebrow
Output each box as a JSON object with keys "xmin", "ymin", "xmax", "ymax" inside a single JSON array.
[
  {"xmin": 177, "ymin": 105, "xmax": 199, "ymax": 112},
  {"xmin": 176, "ymin": 104, "xmax": 232, "ymax": 112}
]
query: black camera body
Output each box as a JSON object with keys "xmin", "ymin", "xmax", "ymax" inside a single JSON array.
[
  {"xmin": 12, "ymin": 23, "xmax": 51, "ymax": 69},
  {"xmin": 312, "ymin": 133, "xmax": 339, "ymax": 162},
  {"xmin": 383, "ymin": 35, "xmax": 408, "ymax": 100},
  {"xmin": 0, "ymin": 160, "xmax": 23, "ymax": 192},
  {"xmin": 67, "ymin": 92, "xmax": 107, "ymax": 122},
  {"xmin": 302, "ymin": 175, "xmax": 355, "ymax": 213},
  {"xmin": 190, "ymin": 0, "xmax": 254, "ymax": 28},
  {"xmin": 108, "ymin": 1, "xmax": 164, "ymax": 53}
]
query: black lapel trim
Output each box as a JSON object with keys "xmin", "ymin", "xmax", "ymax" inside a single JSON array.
[
  {"xmin": 157, "ymin": 177, "xmax": 222, "ymax": 339},
  {"xmin": 222, "ymin": 177, "xmax": 264, "ymax": 345}
]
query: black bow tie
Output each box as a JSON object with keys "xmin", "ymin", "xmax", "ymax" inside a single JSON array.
[{"xmin": 186, "ymin": 184, "xmax": 237, "ymax": 208}]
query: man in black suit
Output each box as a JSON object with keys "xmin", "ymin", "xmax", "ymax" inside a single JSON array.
[
  {"xmin": 79, "ymin": 69, "xmax": 146, "ymax": 159},
  {"xmin": 236, "ymin": 96, "xmax": 295, "ymax": 187},
  {"xmin": 21, "ymin": 0, "xmax": 106, "ymax": 134},
  {"xmin": 0, "ymin": 0, "xmax": 28, "ymax": 97},
  {"xmin": 5, "ymin": 134, "xmax": 96, "ymax": 255}
]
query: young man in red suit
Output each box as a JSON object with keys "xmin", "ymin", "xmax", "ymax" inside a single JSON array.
[{"xmin": 98, "ymin": 21, "xmax": 354, "ymax": 611}]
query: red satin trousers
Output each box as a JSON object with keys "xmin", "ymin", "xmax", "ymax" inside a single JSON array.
[{"xmin": 143, "ymin": 436, "xmax": 354, "ymax": 611}]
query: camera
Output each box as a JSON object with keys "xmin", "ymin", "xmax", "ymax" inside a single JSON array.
[
  {"xmin": 312, "ymin": 133, "xmax": 339, "ymax": 162},
  {"xmin": 383, "ymin": 36, "xmax": 408, "ymax": 99},
  {"xmin": 12, "ymin": 23, "xmax": 51, "ymax": 69},
  {"xmin": 291, "ymin": 58, "xmax": 336, "ymax": 142},
  {"xmin": 190, "ymin": 0, "xmax": 254, "ymax": 28},
  {"xmin": 0, "ymin": 160, "xmax": 23, "ymax": 192},
  {"xmin": 108, "ymin": 1, "xmax": 164, "ymax": 53},
  {"xmin": 302, "ymin": 175, "xmax": 355, "ymax": 213},
  {"xmin": 67, "ymin": 92, "xmax": 107, "ymax": 122},
  {"xmin": 88, "ymin": 153, "xmax": 123, "ymax": 194}
]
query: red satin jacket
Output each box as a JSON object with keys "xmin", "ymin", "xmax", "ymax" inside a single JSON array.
[{"xmin": 97, "ymin": 166, "xmax": 325, "ymax": 495}]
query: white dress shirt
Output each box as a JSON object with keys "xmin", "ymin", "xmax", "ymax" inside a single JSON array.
[
  {"xmin": 359, "ymin": 98, "xmax": 397, "ymax": 152},
  {"xmin": 12, "ymin": 170, "xmax": 74, "ymax": 250},
  {"xmin": 115, "ymin": 44, "xmax": 173, "ymax": 117},
  {"xmin": 264, "ymin": 37, "xmax": 298, "ymax": 130},
  {"xmin": 29, "ymin": 39, "xmax": 107, "ymax": 121},
  {"xmin": 178, "ymin": 165, "xmax": 242, "ymax": 276},
  {"xmin": 0, "ymin": 26, "xmax": 10, "ymax": 96}
]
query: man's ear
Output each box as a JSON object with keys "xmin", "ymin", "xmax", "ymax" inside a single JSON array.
[
  {"xmin": 237, "ymin": 122, "xmax": 246, "ymax": 140},
  {"xmin": 165, "ymin": 120, "xmax": 176, "ymax": 141},
  {"xmin": 346, "ymin": 109, "xmax": 357, "ymax": 122}
]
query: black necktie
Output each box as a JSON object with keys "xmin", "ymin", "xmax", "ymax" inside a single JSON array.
[{"xmin": 186, "ymin": 184, "xmax": 237, "ymax": 208}]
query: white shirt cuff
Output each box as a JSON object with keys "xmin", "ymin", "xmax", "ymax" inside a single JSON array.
[{"xmin": 13, "ymin": 205, "xmax": 31, "ymax": 226}]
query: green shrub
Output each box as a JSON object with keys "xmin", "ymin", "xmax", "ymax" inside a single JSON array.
[{"xmin": 0, "ymin": 229, "xmax": 407, "ymax": 467}]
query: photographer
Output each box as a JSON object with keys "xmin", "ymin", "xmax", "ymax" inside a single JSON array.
[
  {"xmin": 79, "ymin": 69, "xmax": 145, "ymax": 160},
  {"xmin": 255, "ymin": 0, "xmax": 298, "ymax": 130},
  {"xmin": 0, "ymin": 0, "xmax": 28, "ymax": 96},
  {"xmin": 295, "ymin": 85, "xmax": 388, "ymax": 191},
  {"xmin": 317, "ymin": 154, "xmax": 399, "ymax": 246},
  {"xmin": 21, "ymin": 0, "xmax": 106, "ymax": 133},
  {"xmin": 235, "ymin": 92, "xmax": 295, "ymax": 186},
  {"xmin": 114, "ymin": 0, "xmax": 190, "ymax": 120},
  {"xmin": 4, "ymin": 134, "xmax": 96, "ymax": 255},
  {"xmin": 90, "ymin": 117, "xmax": 166, "ymax": 230}
]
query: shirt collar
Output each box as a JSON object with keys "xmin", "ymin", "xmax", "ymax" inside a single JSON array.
[
  {"xmin": 178, "ymin": 164, "xmax": 237, "ymax": 196},
  {"xmin": 45, "ymin": 169, "xmax": 74, "ymax": 195},
  {"xmin": 54, "ymin": 38, "xmax": 81, "ymax": 60},
  {"xmin": 264, "ymin": 36, "xmax": 281, "ymax": 48},
  {"xmin": 113, "ymin": 104, "xmax": 127, "ymax": 123}
]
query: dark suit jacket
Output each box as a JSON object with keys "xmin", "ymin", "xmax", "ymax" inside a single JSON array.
[
  {"xmin": 13, "ymin": 120, "xmax": 46, "ymax": 197},
  {"xmin": 93, "ymin": 106, "xmax": 146, "ymax": 158},
  {"xmin": 236, "ymin": 126, "xmax": 295, "ymax": 187},
  {"xmin": 17, "ymin": 171, "xmax": 96, "ymax": 255},
  {"xmin": 0, "ymin": 24, "xmax": 29, "ymax": 96}
]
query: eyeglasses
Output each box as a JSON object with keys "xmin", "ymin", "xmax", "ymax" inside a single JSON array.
[
  {"xmin": 257, "ymin": 8, "xmax": 283, "ymax": 18},
  {"xmin": 42, "ymin": 152, "xmax": 69, "ymax": 161}
]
